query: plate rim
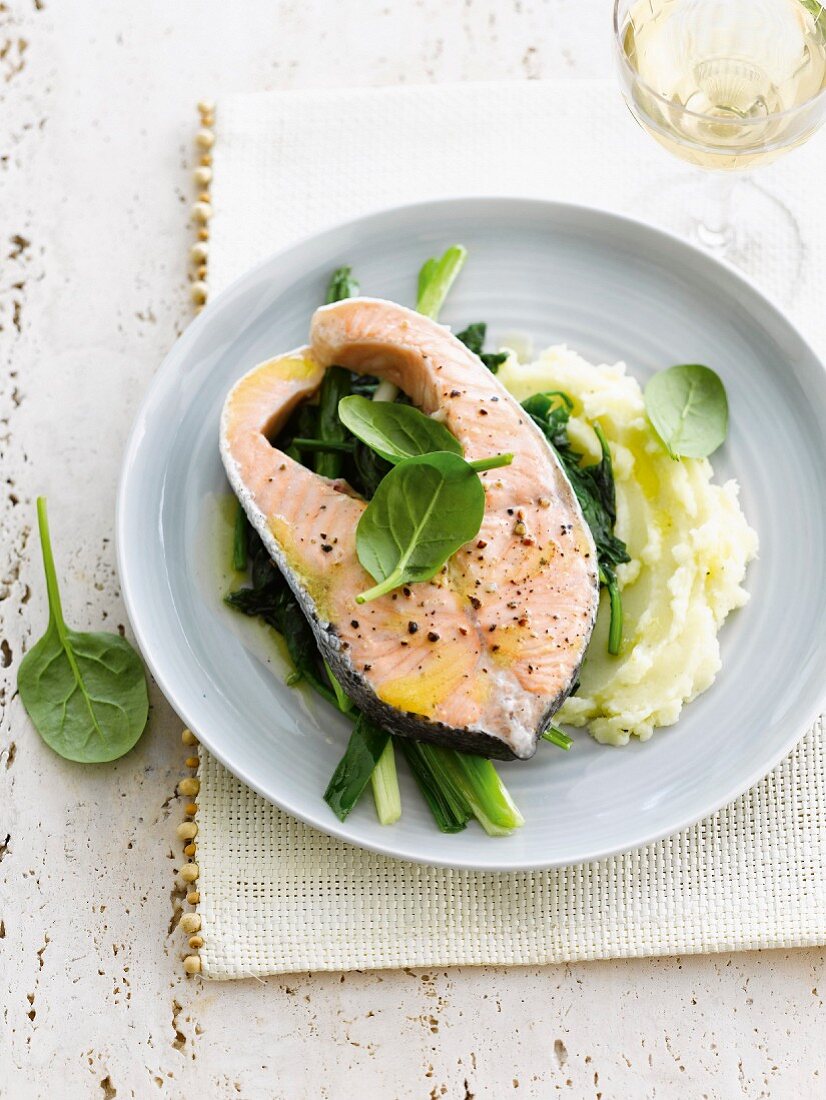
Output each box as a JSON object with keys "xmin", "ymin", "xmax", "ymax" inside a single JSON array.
[{"xmin": 117, "ymin": 195, "xmax": 826, "ymax": 871}]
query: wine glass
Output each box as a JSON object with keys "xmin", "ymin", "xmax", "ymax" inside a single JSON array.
[{"xmin": 613, "ymin": 0, "xmax": 826, "ymax": 283}]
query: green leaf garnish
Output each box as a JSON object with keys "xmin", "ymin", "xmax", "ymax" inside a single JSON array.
[
  {"xmin": 644, "ymin": 363, "xmax": 729, "ymax": 459},
  {"xmin": 355, "ymin": 451, "xmax": 487, "ymax": 604},
  {"xmin": 17, "ymin": 498, "xmax": 150, "ymax": 763},
  {"xmin": 339, "ymin": 394, "xmax": 462, "ymax": 465}
]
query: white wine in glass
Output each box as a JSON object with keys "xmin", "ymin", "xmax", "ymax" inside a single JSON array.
[{"xmin": 614, "ymin": 0, "xmax": 826, "ymax": 272}]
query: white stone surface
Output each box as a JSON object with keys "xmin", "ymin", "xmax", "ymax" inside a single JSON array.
[{"xmin": 0, "ymin": 1, "xmax": 824, "ymax": 1096}]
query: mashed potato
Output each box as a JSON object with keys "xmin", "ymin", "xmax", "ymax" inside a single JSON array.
[{"xmin": 498, "ymin": 345, "xmax": 759, "ymax": 746}]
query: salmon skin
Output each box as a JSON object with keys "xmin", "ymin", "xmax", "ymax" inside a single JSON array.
[{"xmin": 220, "ymin": 299, "xmax": 599, "ymax": 760}]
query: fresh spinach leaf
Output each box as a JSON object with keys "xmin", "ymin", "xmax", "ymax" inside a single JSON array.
[
  {"xmin": 325, "ymin": 265, "xmax": 360, "ymax": 304},
  {"xmin": 17, "ymin": 498, "xmax": 149, "ymax": 763},
  {"xmin": 355, "ymin": 452, "xmax": 487, "ymax": 604},
  {"xmin": 455, "ymin": 322, "xmax": 509, "ymax": 374},
  {"xmin": 338, "ymin": 395, "xmax": 462, "ymax": 464},
  {"xmin": 644, "ymin": 363, "xmax": 728, "ymax": 459},
  {"xmin": 340, "ymin": 395, "xmax": 512, "ymax": 475},
  {"xmin": 415, "ymin": 245, "xmax": 467, "ymax": 319}
]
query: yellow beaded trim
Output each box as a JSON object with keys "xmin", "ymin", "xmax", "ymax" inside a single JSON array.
[
  {"xmin": 190, "ymin": 99, "xmax": 215, "ymax": 313},
  {"xmin": 178, "ymin": 726, "xmax": 202, "ymax": 975},
  {"xmin": 178, "ymin": 101, "xmax": 216, "ymax": 978}
]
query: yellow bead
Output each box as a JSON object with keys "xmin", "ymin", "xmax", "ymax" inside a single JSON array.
[
  {"xmin": 190, "ymin": 281, "xmax": 208, "ymax": 305},
  {"xmin": 185, "ymin": 755, "xmax": 199, "ymax": 769},
  {"xmin": 186, "ymin": 891, "xmax": 200, "ymax": 905},
  {"xmin": 180, "ymin": 863, "xmax": 199, "ymax": 883},
  {"xmin": 190, "ymin": 242, "xmax": 208, "ymax": 264},
  {"xmin": 195, "ymin": 128, "xmax": 215, "ymax": 150},
  {"xmin": 188, "ymin": 935, "xmax": 204, "ymax": 949},
  {"xmin": 180, "ymin": 912, "xmax": 201, "ymax": 933},
  {"xmin": 179, "ymin": 777, "xmax": 200, "ymax": 797},
  {"xmin": 183, "ymin": 843, "xmax": 196, "ymax": 858},
  {"xmin": 183, "ymin": 955, "xmax": 202, "ymax": 975},
  {"xmin": 182, "ymin": 728, "xmax": 198, "ymax": 746},
  {"xmin": 191, "ymin": 201, "xmax": 212, "ymax": 224},
  {"xmin": 197, "ymin": 98, "xmax": 216, "ymax": 116},
  {"xmin": 184, "ymin": 802, "xmax": 198, "ymax": 816},
  {"xmin": 177, "ymin": 821, "xmax": 198, "ymax": 841},
  {"xmin": 193, "ymin": 165, "xmax": 212, "ymax": 187}
]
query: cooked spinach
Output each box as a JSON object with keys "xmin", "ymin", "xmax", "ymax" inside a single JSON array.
[
  {"xmin": 232, "ymin": 499, "xmax": 249, "ymax": 572},
  {"xmin": 325, "ymin": 265, "xmax": 360, "ymax": 304},
  {"xmin": 225, "ymin": 528, "xmax": 337, "ymax": 706},
  {"xmin": 314, "ymin": 366, "xmax": 352, "ymax": 479},
  {"xmin": 323, "ymin": 659, "xmax": 355, "ymax": 715},
  {"xmin": 416, "ymin": 245, "xmax": 467, "ymax": 319},
  {"xmin": 370, "ymin": 739, "xmax": 402, "ymax": 825},
  {"xmin": 17, "ymin": 498, "xmax": 149, "ymax": 763},
  {"xmin": 397, "ymin": 739, "xmax": 470, "ymax": 833},
  {"xmin": 428, "ymin": 746, "xmax": 524, "ymax": 836},
  {"xmin": 355, "ymin": 451, "xmax": 489, "ymax": 604},
  {"xmin": 542, "ymin": 724, "xmax": 573, "ymax": 751},
  {"xmin": 350, "ymin": 440, "xmax": 392, "ymax": 500},
  {"xmin": 455, "ymin": 322, "xmax": 509, "ymax": 374},
  {"xmin": 291, "ymin": 438, "xmax": 356, "ymax": 455},
  {"xmin": 644, "ymin": 363, "xmax": 728, "ymax": 459},
  {"xmin": 523, "ymin": 392, "xmax": 630, "ymax": 655},
  {"xmin": 323, "ymin": 713, "xmax": 389, "ymax": 821}
]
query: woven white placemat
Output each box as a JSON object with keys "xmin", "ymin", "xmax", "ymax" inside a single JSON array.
[{"xmin": 191, "ymin": 81, "xmax": 826, "ymax": 979}]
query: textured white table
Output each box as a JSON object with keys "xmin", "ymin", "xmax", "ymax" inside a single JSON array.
[{"xmin": 1, "ymin": 2, "xmax": 824, "ymax": 1096}]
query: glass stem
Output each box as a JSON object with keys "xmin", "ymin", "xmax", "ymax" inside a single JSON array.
[{"xmin": 694, "ymin": 172, "xmax": 741, "ymax": 254}]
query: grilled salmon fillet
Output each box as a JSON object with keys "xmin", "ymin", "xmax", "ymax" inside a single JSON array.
[{"xmin": 221, "ymin": 299, "xmax": 599, "ymax": 760}]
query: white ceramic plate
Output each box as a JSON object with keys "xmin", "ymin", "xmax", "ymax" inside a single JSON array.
[{"xmin": 117, "ymin": 198, "xmax": 826, "ymax": 871}]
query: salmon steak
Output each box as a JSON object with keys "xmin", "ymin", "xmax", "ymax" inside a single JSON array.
[{"xmin": 220, "ymin": 298, "xmax": 599, "ymax": 760}]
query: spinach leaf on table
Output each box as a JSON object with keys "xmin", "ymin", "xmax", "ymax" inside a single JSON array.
[{"xmin": 17, "ymin": 498, "xmax": 149, "ymax": 763}]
